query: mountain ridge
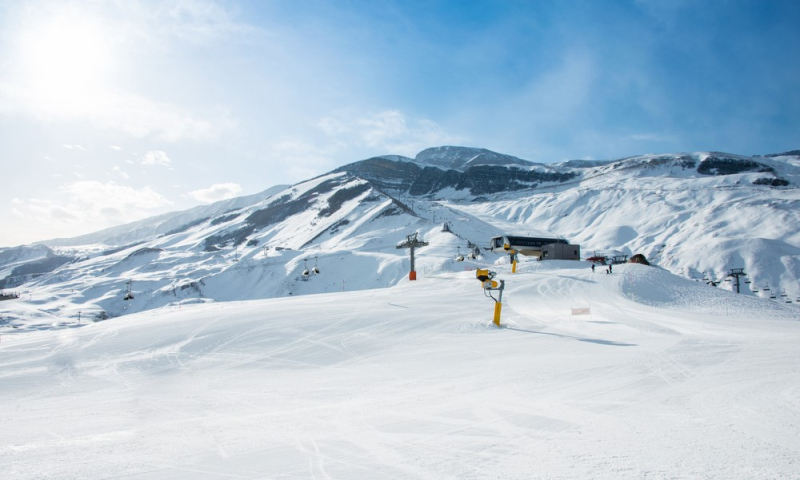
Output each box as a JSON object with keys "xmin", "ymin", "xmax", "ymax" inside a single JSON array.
[{"xmin": 1, "ymin": 146, "xmax": 798, "ymax": 326}]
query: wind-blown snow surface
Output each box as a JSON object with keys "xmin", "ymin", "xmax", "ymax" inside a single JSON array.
[{"xmin": 2, "ymin": 262, "xmax": 798, "ymax": 479}]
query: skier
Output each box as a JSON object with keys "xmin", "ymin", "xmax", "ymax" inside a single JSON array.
[
  {"xmin": 591, "ymin": 264, "xmax": 595, "ymax": 273},
  {"xmin": 609, "ymin": 264, "xmax": 613, "ymax": 274}
]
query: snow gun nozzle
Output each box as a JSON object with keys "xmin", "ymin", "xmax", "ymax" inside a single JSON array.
[{"xmin": 476, "ymin": 269, "xmax": 495, "ymax": 283}]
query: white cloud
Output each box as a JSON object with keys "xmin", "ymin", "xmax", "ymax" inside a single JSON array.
[
  {"xmin": 18, "ymin": 182, "xmax": 172, "ymax": 229},
  {"xmin": 62, "ymin": 144, "xmax": 87, "ymax": 151},
  {"xmin": 143, "ymin": 0, "xmax": 261, "ymax": 44},
  {"xmin": 61, "ymin": 181, "xmax": 171, "ymax": 210},
  {"xmin": 319, "ymin": 109, "xmax": 467, "ymax": 157},
  {"xmin": 261, "ymin": 110, "xmax": 466, "ymax": 183},
  {"xmin": 0, "ymin": 81, "xmax": 228, "ymax": 142},
  {"xmin": 358, "ymin": 110, "xmax": 408, "ymax": 148},
  {"xmin": 112, "ymin": 166, "xmax": 130, "ymax": 179},
  {"xmin": 270, "ymin": 139, "xmax": 338, "ymax": 181},
  {"xmin": 12, "ymin": 198, "xmax": 23, "ymax": 205},
  {"xmin": 517, "ymin": 52, "xmax": 596, "ymax": 126},
  {"xmin": 26, "ymin": 198, "xmax": 81, "ymax": 223},
  {"xmin": 318, "ymin": 116, "xmax": 350, "ymax": 136},
  {"xmin": 141, "ymin": 150, "xmax": 172, "ymax": 166},
  {"xmin": 110, "ymin": 145, "xmax": 122, "ymax": 151},
  {"xmin": 188, "ymin": 183, "xmax": 243, "ymax": 204}
]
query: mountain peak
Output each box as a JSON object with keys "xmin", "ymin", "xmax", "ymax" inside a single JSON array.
[{"xmin": 414, "ymin": 146, "xmax": 538, "ymax": 171}]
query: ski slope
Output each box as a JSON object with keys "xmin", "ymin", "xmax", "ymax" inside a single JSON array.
[
  {"xmin": 2, "ymin": 261, "xmax": 798, "ymax": 478},
  {"xmin": 2, "ymin": 150, "xmax": 799, "ymax": 326}
]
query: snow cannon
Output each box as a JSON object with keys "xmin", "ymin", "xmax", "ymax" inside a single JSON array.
[
  {"xmin": 502, "ymin": 244, "xmax": 519, "ymax": 273},
  {"xmin": 476, "ymin": 269, "xmax": 505, "ymax": 327},
  {"xmin": 476, "ymin": 269, "xmax": 498, "ymax": 289}
]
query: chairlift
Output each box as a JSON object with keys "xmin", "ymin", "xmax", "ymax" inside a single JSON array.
[
  {"xmin": 302, "ymin": 259, "xmax": 310, "ymax": 277},
  {"xmin": 455, "ymin": 246, "xmax": 464, "ymax": 262},
  {"xmin": 312, "ymin": 256, "xmax": 320, "ymax": 274},
  {"xmin": 763, "ymin": 283, "xmax": 770, "ymax": 291},
  {"xmin": 780, "ymin": 288, "xmax": 787, "ymax": 297}
]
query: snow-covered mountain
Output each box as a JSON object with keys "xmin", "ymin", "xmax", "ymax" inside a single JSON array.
[
  {"xmin": 1, "ymin": 147, "xmax": 798, "ymax": 327},
  {"xmin": 42, "ymin": 184, "xmax": 289, "ymax": 247},
  {"xmin": 413, "ymin": 145, "xmax": 539, "ymax": 170}
]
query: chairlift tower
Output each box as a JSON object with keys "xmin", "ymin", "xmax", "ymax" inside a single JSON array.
[
  {"xmin": 124, "ymin": 280, "xmax": 134, "ymax": 301},
  {"xmin": 727, "ymin": 268, "xmax": 747, "ymax": 294},
  {"xmin": 397, "ymin": 232, "xmax": 428, "ymax": 281}
]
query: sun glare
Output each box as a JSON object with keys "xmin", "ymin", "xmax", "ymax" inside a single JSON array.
[{"xmin": 17, "ymin": 8, "xmax": 112, "ymax": 103}]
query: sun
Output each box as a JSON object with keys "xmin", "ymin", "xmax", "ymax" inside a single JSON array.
[{"xmin": 17, "ymin": 7, "xmax": 112, "ymax": 102}]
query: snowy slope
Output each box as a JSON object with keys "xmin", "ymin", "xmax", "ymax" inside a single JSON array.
[
  {"xmin": 0, "ymin": 170, "xmax": 511, "ymax": 327},
  {"xmin": 1, "ymin": 262, "xmax": 798, "ymax": 478},
  {"xmin": 1, "ymin": 148, "xmax": 798, "ymax": 329},
  {"xmin": 42, "ymin": 184, "xmax": 289, "ymax": 247},
  {"xmin": 448, "ymin": 151, "xmax": 800, "ymax": 300}
]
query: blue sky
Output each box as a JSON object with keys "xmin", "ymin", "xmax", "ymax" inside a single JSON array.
[{"xmin": 1, "ymin": 0, "xmax": 798, "ymax": 246}]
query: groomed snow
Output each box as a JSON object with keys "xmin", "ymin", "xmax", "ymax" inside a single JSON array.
[{"xmin": 2, "ymin": 261, "xmax": 798, "ymax": 478}]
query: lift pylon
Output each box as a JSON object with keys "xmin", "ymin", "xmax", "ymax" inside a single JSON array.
[
  {"xmin": 726, "ymin": 268, "xmax": 747, "ymax": 294},
  {"xmin": 397, "ymin": 233, "xmax": 429, "ymax": 280}
]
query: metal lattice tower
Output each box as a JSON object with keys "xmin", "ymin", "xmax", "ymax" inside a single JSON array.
[{"xmin": 396, "ymin": 233, "xmax": 428, "ymax": 281}]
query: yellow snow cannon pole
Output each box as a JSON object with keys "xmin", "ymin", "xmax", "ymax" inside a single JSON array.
[
  {"xmin": 504, "ymin": 244, "xmax": 518, "ymax": 273},
  {"xmin": 476, "ymin": 269, "xmax": 505, "ymax": 327}
]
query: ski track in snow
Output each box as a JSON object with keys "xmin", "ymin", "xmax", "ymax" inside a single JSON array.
[{"xmin": 1, "ymin": 261, "xmax": 799, "ymax": 479}]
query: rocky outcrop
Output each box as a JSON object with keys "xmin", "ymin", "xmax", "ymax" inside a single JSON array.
[
  {"xmin": 697, "ymin": 155, "xmax": 773, "ymax": 176},
  {"xmin": 753, "ymin": 177, "xmax": 790, "ymax": 187},
  {"xmin": 414, "ymin": 146, "xmax": 537, "ymax": 171},
  {"xmin": 337, "ymin": 157, "xmax": 577, "ymax": 197}
]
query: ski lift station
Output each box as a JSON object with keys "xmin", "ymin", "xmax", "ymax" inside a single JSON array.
[{"xmin": 489, "ymin": 234, "xmax": 580, "ymax": 260}]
